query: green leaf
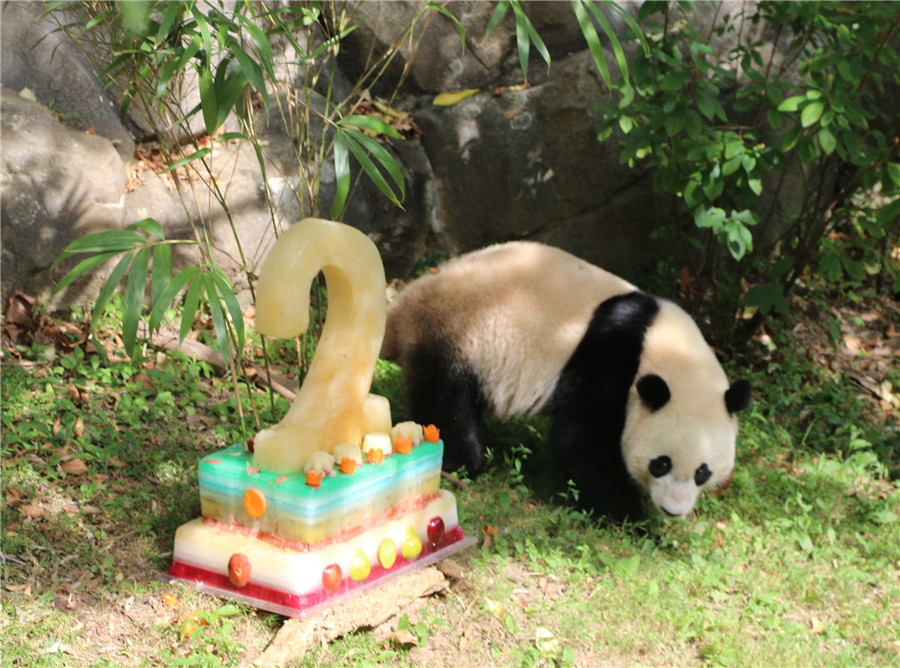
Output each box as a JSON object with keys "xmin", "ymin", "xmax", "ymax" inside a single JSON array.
[
  {"xmin": 818, "ymin": 126, "xmax": 836, "ymax": 155},
  {"xmin": 204, "ymin": 274, "xmax": 229, "ymax": 355},
  {"xmin": 603, "ymin": 0, "xmax": 650, "ymax": 58},
  {"xmin": 695, "ymin": 88, "xmax": 716, "ymax": 120},
  {"xmin": 511, "ymin": 0, "xmax": 550, "ymax": 80},
  {"xmin": 180, "ymin": 272, "xmax": 204, "ymax": 344},
  {"xmin": 236, "ymin": 13, "xmax": 276, "ymax": 79},
  {"xmin": 151, "ymin": 244, "xmax": 172, "ymax": 305},
  {"xmin": 722, "ymin": 154, "xmax": 743, "ymax": 177},
  {"xmin": 208, "ymin": 265, "xmax": 245, "ymax": 355},
  {"xmin": 344, "ymin": 127, "xmax": 405, "ymax": 204},
  {"xmin": 876, "ymin": 198, "xmax": 900, "ymax": 231},
  {"xmin": 618, "ymin": 115, "xmax": 634, "ymax": 134},
  {"xmin": 748, "ymin": 178, "xmax": 763, "ymax": 196},
  {"xmin": 778, "ymin": 124, "xmax": 802, "ymax": 152},
  {"xmin": 886, "ymin": 162, "xmax": 900, "ymax": 188},
  {"xmin": 484, "ymin": 1, "xmax": 509, "ymax": 39},
  {"xmin": 149, "ymin": 266, "xmax": 198, "ymax": 334},
  {"xmin": 127, "ymin": 217, "xmax": 166, "ymax": 240},
  {"xmin": 53, "ymin": 251, "xmax": 120, "ymax": 295},
  {"xmin": 744, "ymin": 282, "xmax": 790, "ymax": 316},
  {"xmin": 92, "ymin": 252, "xmax": 133, "ymax": 332},
  {"xmin": 426, "ymin": 3, "xmax": 467, "ymax": 54},
  {"xmin": 331, "ymin": 132, "xmax": 351, "ymax": 220},
  {"xmin": 777, "ymin": 95, "xmax": 805, "ymax": 112},
  {"xmin": 337, "ymin": 114, "xmax": 403, "ymax": 139},
  {"xmin": 800, "ymin": 100, "xmax": 824, "ymax": 128},
  {"xmin": 198, "ymin": 68, "xmax": 218, "ymax": 135},
  {"xmin": 161, "ymin": 147, "xmax": 211, "ymax": 173},
  {"xmin": 584, "ymin": 0, "xmax": 630, "ymax": 88},
  {"xmin": 122, "ymin": 247, "xmax": 150, "ymax": 357},
  {"xmin": 572, "ymin": 0, "xmax": 612, "ymax": 88},
  {"xmin": 58, "ymin": 230, "xmax": 148, "ymax": 258}
]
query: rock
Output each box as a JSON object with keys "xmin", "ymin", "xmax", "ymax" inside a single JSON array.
[
  {"xmin": 413, "ymin": 49, "xmax": 668, "ymax": 278},
  {"xmin": 1, "ymin": 89, "xmax": 128, "ymax": 310},
  {"xmin": 0, "ymin": 2, "xmax": 135, "ymax": 159}
]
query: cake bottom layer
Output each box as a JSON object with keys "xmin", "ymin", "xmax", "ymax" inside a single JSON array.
[{"xmin": 168, "ymin": 490, "xmax": 475, "ymax": 617}]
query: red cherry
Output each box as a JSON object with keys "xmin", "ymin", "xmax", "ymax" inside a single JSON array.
[
  {"xmin": 228, "ymin": 553, "xmax": 251, "ymax": 588},
  {"xmin": 322, "ymin": 563, "xmax": 342, "ymax": 593},
  {"xmin": 427, "ymin": 517, "xmax": 445, "ymax": 545}
]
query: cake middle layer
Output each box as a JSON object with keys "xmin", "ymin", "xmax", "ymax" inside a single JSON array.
[{"xmin": 199, "ymin": 440, "xmax": 444, "ymax": 544}]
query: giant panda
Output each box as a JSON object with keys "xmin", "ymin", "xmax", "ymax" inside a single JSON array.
[{"xmin": 382, "ymin": 241, "xmax": 752, "ymax": 521}]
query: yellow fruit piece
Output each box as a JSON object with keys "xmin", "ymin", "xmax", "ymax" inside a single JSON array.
[
  {"xmin": 350, "ymin": 548, "xmax": 371, "ymax": 581},
  {"xmin": 378, "ymin": 539, "xmax": 397, "ymax": 569},
  {"xmin": 401, "ymin": 526, "xmax": 423, "ymax": 560}
]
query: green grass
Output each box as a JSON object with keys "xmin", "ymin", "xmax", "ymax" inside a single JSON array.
[{"xmin": 1, "ymin": 298, "xmax": 898, "ymax": 666}]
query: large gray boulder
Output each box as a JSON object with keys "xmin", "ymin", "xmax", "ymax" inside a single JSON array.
[{"xmin": 1, "ymin": 89, "xmax": 129, "ymax": 309}]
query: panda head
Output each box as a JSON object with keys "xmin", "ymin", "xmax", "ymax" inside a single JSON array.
[{"xmin": 622, "ymin": 372, "xmax": 752, "ymax": 518}]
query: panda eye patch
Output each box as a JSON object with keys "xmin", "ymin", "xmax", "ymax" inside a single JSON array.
[
  {"xmin": 649, "ymin": 456, "xmax": 672, "ymax": 478},
  {"xmin": 694, "ymin": 463, "xmax": 712, "ymax": 486}
]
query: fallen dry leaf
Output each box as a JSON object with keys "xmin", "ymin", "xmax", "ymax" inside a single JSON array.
[
  {"xmin": 19, "ymin": 504, "xmax": 47, "ymax": 520},
  {"xmin": 61, "ymin": 458, "xmax": 88, "ymax": 476},
  {"xmin": 390, "ymin": 629, "xmax": 417, "ymax": 647}
]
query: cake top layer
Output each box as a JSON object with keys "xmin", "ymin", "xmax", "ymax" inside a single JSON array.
[{"xmin": 199, "ymin": 440, "xmax": 444, "ymax": 510}]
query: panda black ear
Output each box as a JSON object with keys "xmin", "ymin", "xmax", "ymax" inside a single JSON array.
[
  {"xmin": 725, "ymin": 379, "xmax": 752, "ymax": 414},
  {"xmin": 636, "ymin": 374, "xmax": 670, "ymax": 412}
]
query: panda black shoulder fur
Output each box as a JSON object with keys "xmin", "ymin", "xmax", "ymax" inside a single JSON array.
[{"xmin": 382, "ymin": 241, "xmax": 752, "ymax": 522}]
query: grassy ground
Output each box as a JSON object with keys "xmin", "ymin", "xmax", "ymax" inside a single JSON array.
[{"xmin": 1, "ymin": 291, "xmax": 898, "ymax": 667}]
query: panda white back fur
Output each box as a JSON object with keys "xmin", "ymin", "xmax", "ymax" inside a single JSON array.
[{"xmin": 382, "ymin": 241, "xmax": 751, "ymax": 521}]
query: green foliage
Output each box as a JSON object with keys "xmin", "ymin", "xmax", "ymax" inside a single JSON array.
[
  {"xmin": 44, "ymin": 0, "xmax": 441, "ymax": 375},
  {"xmin": 486, "ymin": 0, "xmax": 646, "ymax": 87},
  {"xmin": 595, "ymin": 1, "xmax": 900, "ymax": 341},
  {"xmin": 52, "ymin": 220, "xmax": 244, "ymax": 362}
]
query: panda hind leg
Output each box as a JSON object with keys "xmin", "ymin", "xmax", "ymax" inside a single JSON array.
[{"xmin": 405, "ymin": 344, "xmax": 487, "ymax": 476}]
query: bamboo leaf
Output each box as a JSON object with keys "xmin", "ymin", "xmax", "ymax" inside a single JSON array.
[
  {"xmin": 208, "ymin": 265, "xmax": 245, "ymax": 353},
  {"xmin": 180, "ymin": 273, "xmax": 205, "ymax": 343},
  {"xmin": 426, "ymin": 3, "xmax": 467, "ymax": 54},
  {"xmin": 230, "ymin": 42, "xmax": 265, "ymax": 98},
  {"xmin": 156, "ymin": 0, "xmax": 184, "ymax": 44},
  {"xmin": 198, "ymin": 68, "xmax": 218, "ymax": 135},
  {"xmin": 151, "ymin": 244, "xmax": 172, "ymax": 303},
  {"xmin": 191, "ymin": 5, "xmax": 213, "ymax": 68},
  {"xmin": 204, "ymin": 274, "xmax": 229, "ymax": 355},
  {"xmin": 484, "ymin": 1, "xmax": 510, "ymax": 38},
  {"xmin": 53, "ymin": 251, "xmax": 120, "ymax": 295},
  {"xmin": 344, "ymin": 128, "xmax": 405, "ymax": 196},
  {"xmin": 602, "ymin": 0, "xmax": 650, "ymax": 57},
  {"xmin": 331, "ymin": 132, "xmax": 351, "ymax": 220},
  {"xmin": 337, "ymin": 114, "xmax": 403, "ymax": 139},
  {"xmin": 237, "ymin": 14, "xmax": 276, "ymax": 79},
  {"xmin": 344, "ymin": 128, "xmax": 405, "ymax": 206},
  {"xmin": 92, "ymin": 252, "xmax": 132, "ymax": 332},
  {"xmin": 122, "ymin": 247, "xmax": 150, "ymax": 357},
  {"xmin": 161, "ymin": 147, "xmax": 211, "ymax": 173},
  {"xmin": 572, "ymin": 0, "xmax": 611, "ymax": 88},
  {"xmin": 127, "ymin": 217, "xmax": 166, "ymax": 240},
  {"xmin": 149, "ymin": 265, "xmax": 199, "ymax": 334},
  {"xmin": 58, "ymin": 230, "xmax": 147, "ymax": 258},
  {"xmin": 585, "ymin": 1, "xmax": 628, "ymax": 86}
]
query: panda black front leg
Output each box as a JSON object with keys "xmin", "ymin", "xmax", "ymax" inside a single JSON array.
[{"xmin": 405, "ymin": 343, "xmax": 487, "ymax": 476}]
